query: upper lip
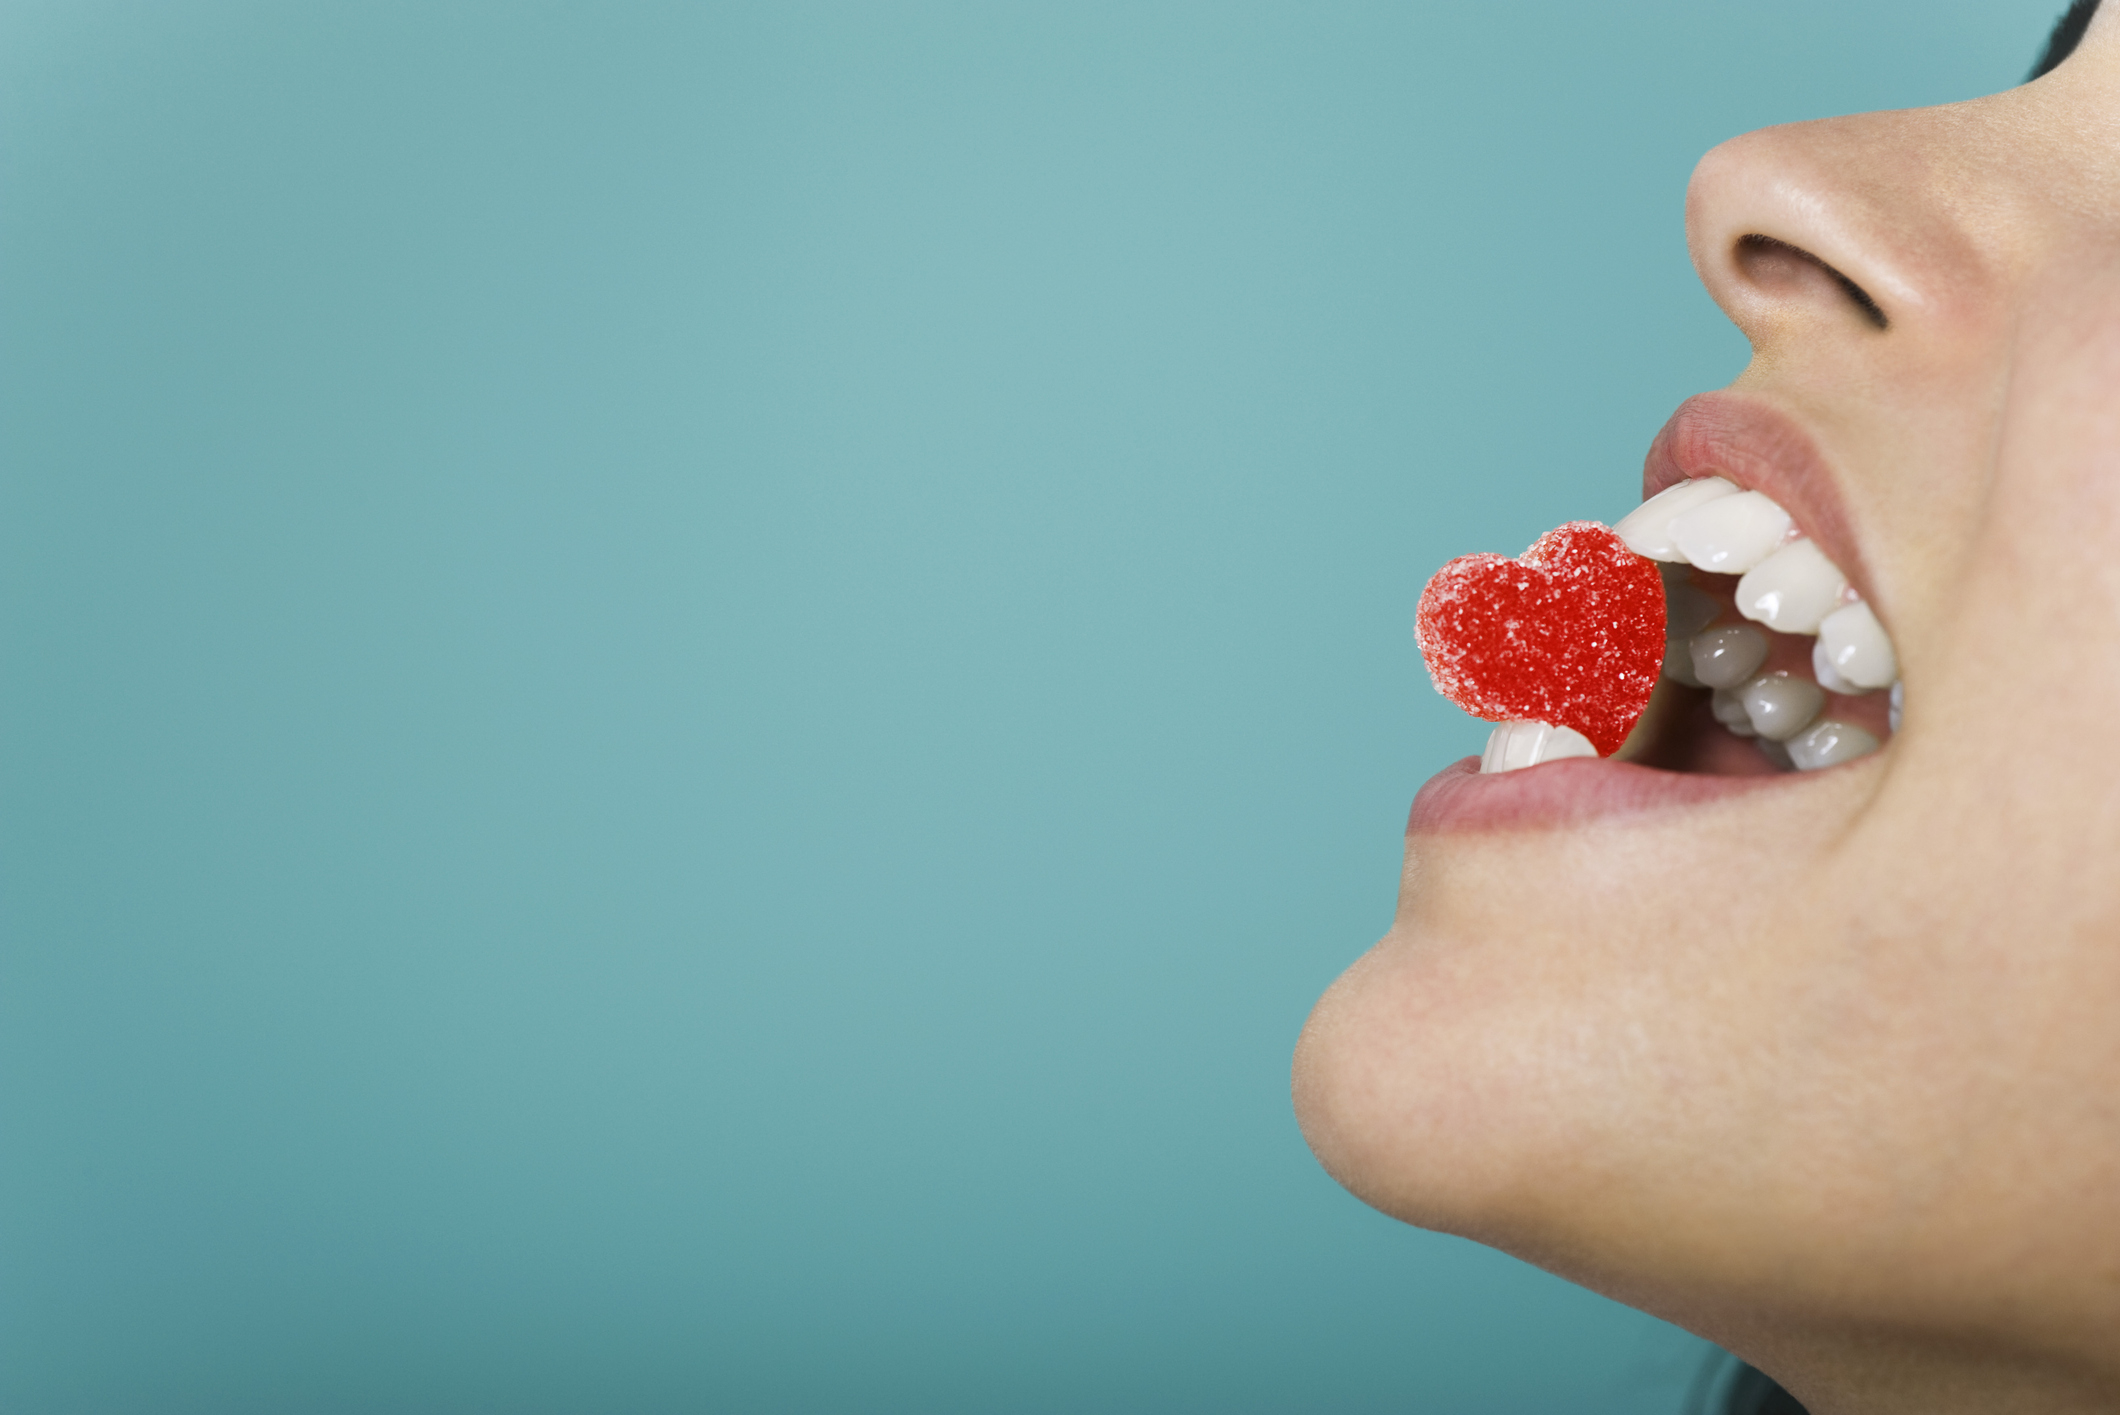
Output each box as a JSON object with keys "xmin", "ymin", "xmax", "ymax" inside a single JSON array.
[{"xmin": 1642, "ymin": 391, "xmax": 1871, "ymax": 597}]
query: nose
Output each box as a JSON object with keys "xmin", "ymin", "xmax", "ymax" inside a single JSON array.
[{"xmin": 1682, "ymin": 109, "xmax": 1996, "ymax": 359}]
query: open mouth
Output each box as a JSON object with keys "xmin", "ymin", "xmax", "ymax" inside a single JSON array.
[
  {"xmin": 1608, "ymin": 391, "xmax": 1897, "ymax": 777},
  {"xmin": 1607, "ymin": 485, "xmax": 1896, "ymax": 778},
  {"xmin": 1413, "ymin": 393, "xmax": 1900, "ymax": 833}
]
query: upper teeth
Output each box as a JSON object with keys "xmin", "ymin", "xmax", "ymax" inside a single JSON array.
[
  {"xmin": 1612, "ymin": 476, "xmax": 1740, "ymax": 560},
  {"xmin": 1816, "ymin": 600, "xmax": 1897, "ymax": 689},
  {"xmin": 1667, "ymin": 489, "xmax": 1793, "ymax": 575},
  {"xmin": 1664, "ymin": 575, "xmax": 1721, "ymax": 638},
  {"xmin": 1812, "ymin": 638, "xmax": 1864, "ymax": 696},
  {"xmin": 1734, "ymin": 539, "xmax": 1847, "ymax": 635},
  {"xmin": 1613, "ymin": 474, "xmax": 1901, "ymax": 773}
]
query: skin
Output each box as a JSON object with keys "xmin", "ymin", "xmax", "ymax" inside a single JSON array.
[{"xmin": 1293, "ymin": 10, "xmax": 2120, "ymax": 1413}]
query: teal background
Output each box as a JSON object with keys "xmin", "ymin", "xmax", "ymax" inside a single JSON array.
[{"xmin": 0, "ymin": 3, "xmax": 2059, "ymax": 1410}]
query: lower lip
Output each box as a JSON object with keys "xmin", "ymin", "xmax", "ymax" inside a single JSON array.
[{"xmin": 1407, "ymin": 756, "xmax": 1796, "ymax": 836}]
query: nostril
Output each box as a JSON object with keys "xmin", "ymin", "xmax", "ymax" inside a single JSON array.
[{"xmin": 1734, "ymin": 234, "xmax": 1889, "ymax": 331}]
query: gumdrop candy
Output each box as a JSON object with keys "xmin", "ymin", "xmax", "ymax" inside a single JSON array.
[{"xmin": 1415, "ymin": 521, "xmax": 1665, "ymax": 757}]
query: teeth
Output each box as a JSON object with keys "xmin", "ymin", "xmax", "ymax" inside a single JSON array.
[
  {"xmin": 1737, "ymin": 671, "xmax": 1825, "ymax": 741},
  {"xmin": 1817, "ymin": 601, "xmax": 1897, "ymax": 690},
  {"xmin": 1688, "ymin": 623, "xmax": 1769, "ymax": 689},
  {"xmin": 1667, "ymin": 490, "xmax": 1794, "ymax": 575},
  {"xmin": 1787, "ymin": 719, "xmax": 1881, "ymax": 771},
  {"xmin": 1614, "ymin": 486, "xmax": 1905, "ymax": 769},
  {"xmin": 1480, "ymin": 719, "xmax": 1598, "ymax": 774},
  {"xmin": 1665, "ymin": 579, "xmax": 1720, "ymax": 639},
  {"xmin": 1615, "ymin": 476, "xmax": 1741, "ymax": 561},
  {"xmin": 1663, "ymin": 641, "xmax": 1706, "ymax": 688},
  {"xmin": 1659, "ymin": 577, "xmax": 1718, "ymax": 686},
  {"xmin": 1734, "ymin": 539, "xmax": 1848, "ymax": 635},
  {"xmin": 1811, "ymin": 638, "xmax": 1864, "ymax": 695},
  {"xmin": 1710, "ymin": 689, "xmax": 1759, "ymax": 736}
]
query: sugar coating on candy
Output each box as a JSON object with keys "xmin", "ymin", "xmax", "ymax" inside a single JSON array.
[{"xmin": 1416, "ymin": 521, "xmax": 1665, "ymax": 757}]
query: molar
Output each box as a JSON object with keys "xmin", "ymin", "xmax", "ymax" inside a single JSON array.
[
  {"xmin": 1817, "ymin": 601, "xmax": 1897, "ymax": 690},
  {"xmin": 1614, "ymin": 476, "xmax": 1739, "ymax": 561},
  {"xmin": 1889, "ymin": 680, "xmax": 1904, "ymax": 733},
  {"xmin": 1688, "ymin": 623, "xmax": 1769, "ymax": 690},
  {"xmin": 1737, "ymin": 671, "xmax": 1825, "ymax": 741},
  {"xmin": 1734, "ymin": 539, "xmax": 1848, "ymax": 635},
  {"xmin": 1787, "ymin": 718, "xmax": 1881, "ymax": 771},
  {"xmin": 1480, "ymin": 719, "xmax": 1598, "ymax": 774},
  {"xmin": 1667, "ymin": 490, "xmax": 1793, "ymax": 575}
]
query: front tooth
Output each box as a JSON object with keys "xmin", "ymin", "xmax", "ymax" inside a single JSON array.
[
  {"xmin": 1667, "ymin": 490, "xmax": 1794, "ymax": 575},
  {"xmin": 1480, "ymin": 719, "xmax": 1598, "ymax": 773},
  {"xmin": 1689, "ymin": 623, "xmax": 1768, "ymax": 689},
  {"xmin": 1889, "ymin": 680, "xmax": 1904, "ymax": 733},
  {"xmin": 1711, "ymin": 688, "xmax": 1758, "ymax": 736},
  {"xmin": 1738, "ymin": 671, "xmax": 1825, "ymax": 741},
  {"xmin": 1734, "ymin": 539, "xmax": 1848, "ymax": 634},
  {"xmin": 1787, "ymin": 718, "xmax": 1881, "ymax": 771},
  {"xmin": 1817, "ymin": 601, "xmax": 1897, "ymax": 689},
  {"xmin": 1614, "ymin": 476, "xmax": 1740, "ymax": 561}
]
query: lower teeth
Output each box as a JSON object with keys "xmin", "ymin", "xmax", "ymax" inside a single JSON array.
[
  {"xmin": 1663, "ymin": 566, "xmax": 1895, "ymax": 772},
  {"xmin": 1787, "ymin": 719, "xmax": 1881, "ymax": 771},
  {"xmin": 1737, "ymin": 672, "xmax": 1825, "ymax": 742},
  {"xmin": 1475, "ymin": 562, "xmax": 1900, "ymax": 776}
]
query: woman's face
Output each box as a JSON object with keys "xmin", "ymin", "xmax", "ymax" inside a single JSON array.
[{"xmin": 1295, "ymin": 9, "xmax": 2120, "ymax": 1408}]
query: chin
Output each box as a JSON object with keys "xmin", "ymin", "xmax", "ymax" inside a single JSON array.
[{"xmin": 1291, "ymin": 752, "xmax": 1881, "ymax": 1311}]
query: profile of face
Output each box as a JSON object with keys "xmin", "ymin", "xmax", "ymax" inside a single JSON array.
[{"xmin": 1295, "ymin": 6, "xmax": 2120, "ymax": 1409}]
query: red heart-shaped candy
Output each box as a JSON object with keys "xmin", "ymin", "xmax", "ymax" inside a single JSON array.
[{"xmin": 1415, "ymin": 521, "xmax": 1665, "ymax": 757}]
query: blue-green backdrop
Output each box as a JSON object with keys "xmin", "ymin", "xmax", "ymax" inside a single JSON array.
[{"xmin": 0, "ymin": 3, "xmax": 2059, "ymax": 1410}]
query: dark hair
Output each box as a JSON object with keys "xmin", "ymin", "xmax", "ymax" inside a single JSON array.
[
  {"xmin": 1721, "ymin": 1363, "xmax": 1810, "ymax": 1414},
  {"xmin": 2032, "ymin": 0, "xmax": 2104, "ymax": 80},
  {"xmin": 1688, "ymin": 1352, "xmax": 1810, "ymax": 1415}
]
